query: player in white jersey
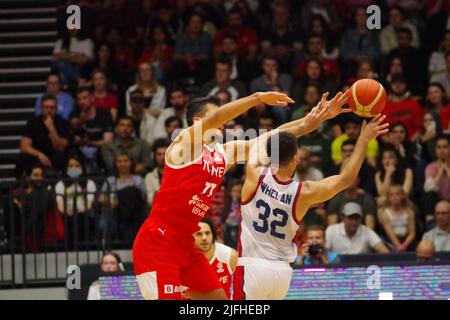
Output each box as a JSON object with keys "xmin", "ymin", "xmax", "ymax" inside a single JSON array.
[{"xmin": 234, "ymin": 114, "xmax": 389, "ymax": 300}]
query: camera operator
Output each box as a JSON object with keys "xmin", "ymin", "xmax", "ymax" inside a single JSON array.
[{"xmin": 294, "ymin": 225, "xmax": 339, "ymax": 266}]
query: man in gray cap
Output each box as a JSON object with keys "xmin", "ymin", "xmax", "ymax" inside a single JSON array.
[{"xmin": 325, "ymin": 202, "xmax": 389, "ymax": 254}]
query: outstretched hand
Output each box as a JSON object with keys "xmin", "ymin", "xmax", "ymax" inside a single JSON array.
[
  {"xmin": 315, "ymin": 90, "xmax": 351, "ymax": 121},
  {"xmin": 256, "ymin": 92, "xmax": 295, "ymax": 106},
  {"xmin": 360, "ymin": 114, "xmax": 389, "ymax": 141}
]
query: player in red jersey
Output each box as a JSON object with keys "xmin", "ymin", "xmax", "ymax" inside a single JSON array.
[
  {"xmin": 191, "ymin": 217, "xmax": 237, "ymax": 299},
  {"xmin": 133, "ymin": 91, "xmax": 350, "ymax": 300}
]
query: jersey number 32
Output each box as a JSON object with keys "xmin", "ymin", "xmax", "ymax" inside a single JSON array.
[{"xmin": 252, "ymin": 199, "xmax": 288, "ymax": 240}]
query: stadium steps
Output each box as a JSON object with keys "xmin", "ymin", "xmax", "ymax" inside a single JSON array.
[{"xmin": 0, "ymin": 0, "xmax": 58, "ymax": 181}]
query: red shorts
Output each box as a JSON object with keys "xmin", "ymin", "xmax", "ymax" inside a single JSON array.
[{"xmin": 132, "ymin": 224, "xmax": 222, "ymax": 300}]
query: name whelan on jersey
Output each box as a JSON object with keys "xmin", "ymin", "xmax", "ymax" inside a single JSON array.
[{"xmin": 260, "ymin": 181, "xmax": 293, "ymax": 205}]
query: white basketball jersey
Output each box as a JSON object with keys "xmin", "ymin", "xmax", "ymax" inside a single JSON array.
[{"xmin": 240, "ymin": 167, "xmax": 302, "ymax": 263}]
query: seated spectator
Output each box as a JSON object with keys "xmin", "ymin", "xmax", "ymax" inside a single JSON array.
[
  {"xmin": 419, "ymin": 112, "xmax": 441, "ymax": 162},
  {"xmin": 199, "ymin": 58, "xmax": 246, "ymax": 101},
  {"xmin": 164, "ymin": 116, "xmax": 183, "ymax": 141},
  {"xmin": 145, "ymin": 138, "xmax": 170, "ymax": 207},
  {"xmin": 291, "ymin": 84, "xmax": 321, "ymax": 120},
  {"xmin": 11, "ymin": 164, "xmax": 63, "ymax": 251},
  {"xmin": 295, "ymin": 225, "xmax": 340, "ymax": 266},
  {"xmin": 144, "ymin": 3, "xmax": 183, "ymax": 45},
  {"xmin": 35, "ymin": 73, "xmax": 74, "ymax": 121},
  {"xmin": 295, "ymin": 34, "xmax": 340, "ymax": 80},
  {"xmin": 105, "ymin": 27, "xmax": 135, "ymax": 78},
  {"xmin": 99, "ymin": 153, "xmax": 147, "ymax": 241},
  {"xmin": 416, "ymin": 239, "xmax": 437, "ymax": 263},
  {"xmin": 174, "ymin": 13, "xmax": 212, "ymax": 84},
  {"xmin": 375, "ymin": 145, "xmax": 413, "ymax": 205},
  {"xmin": 428, "ymin": 30, "xmax": 450, "ymax": 78},
  {"xmin": 385, "ymin": 28, "xmax": 427, "ymax": 95},
  {"xmin": 153, "ymin": 88, "xmax": 189, "ymax": 141},
  {"xmin": 17, "ymin": 95, "xmax": 72, "ymax": 177},
  {"xmin": 216, "ymin": 35, "xmax": 259, "ymax": 84},
  {"xmin": 295, "ymin": 147, "xmax": 326, "ymax": 227},
  {"xmin": 331, "ymin": 117, "xmax": 379, "ymax": 167},
  {"xmin": 91, "ymin": 69, "xmax": 119, "ymax": 121},
  {"xmin": 430, "ymin": 53, "xmax": 450, "ymax": 99},
  {"xmin": 291, "ymin": 59, "xmax": 337, "ymax": 117},
  {"xmin": 101, "ymin": 116, "xmax": 152, "ymax": 175},
  {"xmin": 260, "ymin": 4, "xmax": 302, "ymax": 72},
  {"xmin": 294, "ymin": 147, "xmax": 324, "ymax": 182},
  {"xmin": 307, "ymin": 14, "xmax": 339, "ymax": 60},
  {"xmin": 383, "ymin": 74, "xmax": 424, "ymax": 141},
  {"xmin": 222, "ymin": 179, "xmax": 243, "ymax": 249},
  {"xmin": 90, "ymin": 44, "xmax": 121, "ymax": 89},
  {"xmin": 55, "ymin": 154, "xmax": 96, "ymax": 249},
  {"xmin": 300, "ymin": 0, "xmax": 343, "ymax": 35},
  {"xmin": 214, "ymin": 8, "xmax": 259, "ymax": 61},
  {"xmin": 425, "ymin": 83, "xmax": 450, "ymax": 133},
  {"xmin": 345, "ymin": 57, "xmax": 379, "ymax": 87},
  {"xmin": 70, "ymin": 87, "xmax": 114, "ymax": 170},
  {"xmin": 87, "ymin": 252, "xmax": 124, "ymax": 300},
  {"xmin": 383, "ymin": 56, "xmax": 405, "ymax": 87},
  {"xmin": 381, "ymin": 122, "xmax": 417, "ymax": 168},
  {"xmin": 52, "ymin": 28, "xmax": 94, "ymax": 87},
  {"xmin": 128, "ymin": 89, "xmax": 156, "ymax": 144},
  {"xmin": 137, "ymin": 24, "xmax": 174, "ymax": 82},
  {"xmin": 379, "ymin": 185, "xmax": 416, "ymax": 252},
  {"xmin": 339, "ymin": 7, "xmax": 380, "ymax": 70},
  {"xmin": 325, "ymin": 202, "xmax": 389, "ymax": 254},
  {"xmin": 126, "ymin": 61, "xmax": 167, "ymax": 118},
  {"xmin": 422, "ymin": 200, "xmax": 450, "ymax": 251},
  {"xmin": 327, "ymin": 175, "xmax": 377, "ymax": 230},
  {"xmin": 250, "ymin": 54, "xmax": 292, "ymax": 124},
  {"xmin": 297, "ymin": 128, "xmax": 332, "ymax": 171},
  {"xmin": 379, "ymin": 5, "xmax": 420, "ymax": 55},
  {"xmin": 423, "ymin": 137, "xmax": 450, "ymax": 222}
]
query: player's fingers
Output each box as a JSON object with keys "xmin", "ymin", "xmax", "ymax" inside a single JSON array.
[
  {"xmin": 331, "ymin": 91, "xmax": 342, "ymax": 102},
  {"xmin": 377, "ymin": 123, "xmax": 390, "ymax": 130},
  {"xmin": 321, "ymin": 92, "xmax": 329, "ymax": 102},
  {"xmin": 375, "ymin": 114, "xmax": 387, "ymax": 124},
  {"xmin": 338, "ymin": 90, "xmax": 349, "ymax": 103},
  {"xmin": 341, "ymin": 107, "xmax": 353, "ymax": 113},
  {"xmin": 275, "ymin": 101, "xmax": 288, "ymax": 106},
  {"xmin": 378, "ymin": 128, "xmax": 389, "ymax": 135},
  {"xmin": 284, "ymin": 96, "xmax": 295, "ymax": 104},
  {"xmin": 371, "ymin": 113, "xmax": 382, "ymax": 123}
]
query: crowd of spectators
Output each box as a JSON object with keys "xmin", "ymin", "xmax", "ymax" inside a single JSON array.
[{"xmin": 8, "ymin": 0, "xmax": 450, "ymax": 258}]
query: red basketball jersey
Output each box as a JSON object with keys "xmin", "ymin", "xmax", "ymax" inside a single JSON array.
[
  {"xmin": 209, "ymin": 243, "xmax": 234, "ymax": 299},
  {"xmin": 142, "ymin": 143, "xmax": 227, "ymax": 242}
]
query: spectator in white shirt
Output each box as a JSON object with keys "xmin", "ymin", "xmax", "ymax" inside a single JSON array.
[
  {"xmin": 152, "ymin": 88, "xmax": 188, "ymax": 140},
  {"xmin": 129, "ymin": 89, "xmax": 156, "ymax": 145},
  {"xmin": 422, "ymin": 200, "xmax": 450, "ymax": 252},
  {"xmin": 52, "ymin": 28, "xmax": 94, "ymax": 87},
  {"xmin": 326, "ymin": 202, "xmax": 389, "ymax": 254}
]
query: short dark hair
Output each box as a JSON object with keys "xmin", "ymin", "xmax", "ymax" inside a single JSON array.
[
  {"xmin": 396, "ymin": 27, "xmax": 412, "ymax": 37},
  {"xmin": 185, "ymin": 96, "xmax": 219, "ymax": 126},
  {"xmin": 200, "ymin": 217, "xmax": 217, "ymax": 242},
  {"xmin": 116, "ymin": 115, "xmax": 134, "ymax": 127},
  {"xmin": 216, "ymin": 57, "xmax": 232, "ymax": 69},
  {"xmin": 169, "ymin": 87, "xmax": 185, "ymax": 96},
  {"xmin": 436, "ymin": 135, "xmax": 449, "ymax": 146},
  {"xmin": 41, "ymin": 94, "xmax": 57, "ymax": 107},
  {"xmin": 47, "ymin": 72, "xmax": 60, "ymax": 82},
  {"xmin": 165, "ymin": 115, "xmax": 183, "ymax": 128},
  {"xmin": 76, "ymin": 86, "xmax": 92, "ymax": 95},
  {"xmin": 389, "ymin": 4, "xmax": 405, "ymax": 17},
  {"xmin": 267, "ymin": 132, "xmax": 298, "ymax": 166},
  {"xmin": 342, "ymin": 139, "xmax": 357, "ymax": 150},
  {"xmin": 152, "ymin": 137, "xmax": 171, "ymax": 153},
  {"xmin": 306, "ymin": 225, "xmax": 325, "ymax": 235}
]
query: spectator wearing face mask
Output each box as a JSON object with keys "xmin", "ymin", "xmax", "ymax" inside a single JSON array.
[{"xmin": 55, "ymin": 154, "xmax": 97, "ymax": 249}]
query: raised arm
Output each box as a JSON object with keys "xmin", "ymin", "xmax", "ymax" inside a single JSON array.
[
  {"xmin": 223, "ymin": 91, "xmax": 349, "ymax": 169},
  {"xmin": 295, "ymin": 115, "xmax": 389, "ymax": 220},
  {"xmin": 168, "ymin": 92, "xmax": 293, "ymax": 166}
]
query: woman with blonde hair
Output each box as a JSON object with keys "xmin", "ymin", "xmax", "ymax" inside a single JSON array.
[
  {"xmin": 378, "ymin": 185, "xmax": 416, "ymax": 252},
  {"xmin": 125, "ymin": 61, "xmax": 166, "ymax": 118}
]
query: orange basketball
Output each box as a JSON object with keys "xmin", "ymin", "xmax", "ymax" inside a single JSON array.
[{"xmin": 348, "ymin": 78, "xmax": 387, "ymax": 118}]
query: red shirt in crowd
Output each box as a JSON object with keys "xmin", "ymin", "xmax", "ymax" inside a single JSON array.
[
  {"xmin": 437, "ymin": 105, "xmax": 450, "ymax": 132},
  {"xmin": 214, "ymin": 26, "xmax": 259, "ymax": 59},
  {"xmin": 384, "ymin": 98, "xmax": 424, "ymax": 140},
  {"xmin": 136, "ymin": 45, "xmax": 174, "ymax": 73},
  {"xmin": 93, "ymin": 92, "xmax": 119, "ymax": 111}
]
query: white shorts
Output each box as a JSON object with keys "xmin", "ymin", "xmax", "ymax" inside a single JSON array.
[{"xmin": 232, "ymin": 257, "xmax": 293, "ymax": 300}]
